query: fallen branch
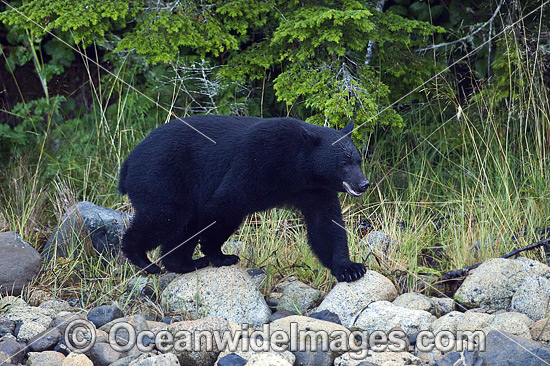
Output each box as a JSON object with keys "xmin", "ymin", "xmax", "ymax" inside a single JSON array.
[
  {"xmin": 415, "ymin": 0, "xmax": 504, "ymax": 53},
  {"xmin": 438, "ymin": 237, "xmax": 550, "ymax": 282}
]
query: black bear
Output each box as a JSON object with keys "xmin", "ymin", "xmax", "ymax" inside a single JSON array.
[{"xmin": 119, "ymin": 115, "xmax": 369, "ymax": 282}]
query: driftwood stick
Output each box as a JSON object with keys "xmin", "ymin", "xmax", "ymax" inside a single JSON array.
[
  {"xmin": 415, "ymin": 0, "xmax": 504, "ymax": 53},
  {"xmin": 439, "ymin": 237, "xmax": 550, "ymax": 282}
]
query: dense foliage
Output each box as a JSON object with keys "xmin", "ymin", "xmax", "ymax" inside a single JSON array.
[
  {"xmin": 1, "ymin": 0, "xmax": 548, "ymax": 185},
  {"xmin": 0, "ymin": 0, "xmax": 446, "ymax": 144}
]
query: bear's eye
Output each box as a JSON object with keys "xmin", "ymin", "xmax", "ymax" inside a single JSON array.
[{"xmin": 341, "ymin": 161, "xmax": 348, "ymax": 167}]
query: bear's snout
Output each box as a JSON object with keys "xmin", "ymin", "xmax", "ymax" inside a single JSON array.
[{"xmin": 358, "ymin": 179, "xmax": 370, "ymax": 192}]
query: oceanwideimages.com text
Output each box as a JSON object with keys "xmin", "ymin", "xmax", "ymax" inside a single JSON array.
[{"xmin": 64, "ymin": 319, "xmax": 486, "ymax": 359}]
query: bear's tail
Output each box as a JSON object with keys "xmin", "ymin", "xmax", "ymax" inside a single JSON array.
[{"xmin": 118, "ymin": 161, "xmax": 129, "ymax": 195}]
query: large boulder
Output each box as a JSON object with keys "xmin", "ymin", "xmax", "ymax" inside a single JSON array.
[
  {"xmin": 431, "ymin": 310, "xmax": 533, "ymax": 339},
  {"xmin": 352, "ymin": 301, "xmax": 436, "ymax": 335},
  {"xmin": 42, "ymin": 201, "xmax": 131, "ymax": 260},
  {"xmin": 0, "ymin": 231, "xmax": 41, "ymax": 295},
  {"xmin": 483, "ymin": 311, "xmax": 533, "ymax": 339},
  {"xmin": 510, "ymin": 276, "xmax": 550, "ymax": 321},
  {"xmin": 4, "ymin": 305, "xmax": 56, "ymax": 342},
  {"xmin": 314, "ymin": 270, "xmax": 398, "ymax": 328},
  {"xmin": 453, "ymin": 257, "xmax": 550, "ymax": 311},
  {"xmin": 161, "ymin": 265, "xmax": 271, "ymax": 326}
]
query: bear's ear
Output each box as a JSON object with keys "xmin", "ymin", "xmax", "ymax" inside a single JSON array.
[
  {"xmin": 340, "ymin": 121, "xmax": 354, "ymax": 137},
  {"xmin": 301, "ymin": 126, "xmax": 321, "ymax": 146}
]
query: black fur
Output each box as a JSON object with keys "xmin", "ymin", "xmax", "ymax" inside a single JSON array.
[{"xmin": 119, "ymin": 115, "xmax": 370, "ymax": 282}]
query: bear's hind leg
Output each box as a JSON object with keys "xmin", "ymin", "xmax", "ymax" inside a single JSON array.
[
  {"xmin": 161, "ymin": 236, "xmax": 210, "ymax": 273},
  {"xmin": 121, "ymin": 220, "xmax": 161, "ymax": 274},
  {"xmin": 199, "ymin": 220, "xmax": 241, "ymax": 267},
  {"xmin": 159, "ymin": 214, "xmax": 210, "ymax": 273}
]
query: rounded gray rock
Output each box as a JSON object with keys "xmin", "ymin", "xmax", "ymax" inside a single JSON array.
[
  {"xmin": 511, "ymin": 276, "xmax": 550, "ymax": 321},
  {"xmin": 39, "ymin": 299, "xmax": 72, "ymax": 312},
  {"xmin": 50, "ymin": 313, "xmax": 87, "ymax": 334},
  {"xmin": 277, "ymin": 280, "xmax": 320, "ymax": 314},
  {"xmin": 335, "ymin": 350, "xmax": 420, "ymax": 366},
  {"xmin": 484, "ymin": 311, "xmax": 533, "ymax": 338},
  {"xmin": 431, "ymin": 297, "xmax": 456, "ymax": 317},
  {"xmin": 86, "ymin": 342, "xmax": 122, "ymax": 366},
  {"xmin": 361, "ymin": 231, "xmax": 392, "ymax": 252},
  {"xmin": 217, "ymin": 353, "xmax": 247, "ymax": 366},
  {"xmin": 309, "ymin": 309, "xmax": 341, "ymax": 324},
  {"xmin": 353, "ymin": 301, "xmax": 435, "ymax": 334},
  {"xmin": 314, "ymin": 270, "xmax": 398, "ymax": 328},
  {"xmin": 393, "ymin": 292, "xmax": 433, "ymax": 313},
  {"xmin": 0, "ymin": 336, "xmax": 25, "ymax": 364},
  {"xmin": 164, "ymin": 316, "xmax": 231, "ymax": 366},
  {"xmin": 267, "ymin": 315, "xmax": 352, "ymax": 366},
  {"xmin": 131, "ymin": 353, "xmax": 181, "ymax": 366},
  {"xmin": 27, "ymin": 350, "xmax": 66, "ymax": 366},
  {"xmin": 0, "ymin": 296, "xmax": 27, "ymax": 309},
  {"xmin": 87, "ymin": 304, "xmax": 125, "ymax": 328},
  {"xmin": 454, "ymin": 257, "xmax": 550, "ymax": 311},
  {"xmin": 471, "ymin": 330, "xmax": 550, "ymax": 365},
  {"xmin": 4, "ymin": 306, "xmax": 55, "ymax": 342},
  {"xmin": 161, "ymin": 265, "xmax": 271, "ymax": 326},
  {"xmin": 0, "ymin": 231, "xmax": 41, "ymax": 296},
  {"xmin": 431, "ymin": 310, "xmax": 494, "ymax": 334},
  {"xmin": 104, "ymin": 353, "xmax": 143, "ymax": 366},
  {"xmin": 28, "ymin": 327, "xmax": 63, "ymax": 351},
  {"xmin": 244, "ymin": 353, "xmax": 294, "ymax": 365},
  {"xmin": 42, "ymin": 201, "xmax": 131, "ymax": 260}
]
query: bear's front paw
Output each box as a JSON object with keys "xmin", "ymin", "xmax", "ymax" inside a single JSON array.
[
  {"xmin": 209, "ymin": 254, "xmax": 240, "ymax": 267},
  {"xmin": 332, "ymin": 261, "xmax": 366, "ymax": 282}
]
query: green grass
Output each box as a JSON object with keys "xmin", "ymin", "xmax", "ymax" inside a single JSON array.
[{"xmin": 1, "ymin": 27, "xmax": 549, "ymax": 314}]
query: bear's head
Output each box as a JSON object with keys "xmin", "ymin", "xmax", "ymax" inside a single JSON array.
[{"xmin": 303, "ymin": 121, "xmax": 370, "ymax": 196}]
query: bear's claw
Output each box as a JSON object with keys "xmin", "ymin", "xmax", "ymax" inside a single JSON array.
[{"xmin": 332, "ymin": 262, "xmax": 366, "ymax": 282}]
